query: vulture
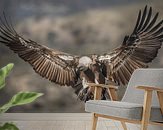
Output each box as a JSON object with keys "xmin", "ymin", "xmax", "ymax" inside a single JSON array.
[{"xmin": 0, "ymin": 6, "xmax": 163, "ymax": 102}]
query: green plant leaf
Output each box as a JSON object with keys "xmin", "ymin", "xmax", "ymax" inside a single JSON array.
[
  {"xmin": 10, "ymin": 92, "xmax": 43, "ymax": 106},
  {"xmin": 0, "ymin": 123, "xmax": 19, "ymax": 130},
  {"xmin": 0, "ymin": 63, "xmax": 14, "ymax": 89},
  {"xmin": 0, "ymin": 103, "xmax": 12, "ymax": 114},
  {"xmin": 0, "ymin": 92, "xmax": 43, "ymax": 113}
]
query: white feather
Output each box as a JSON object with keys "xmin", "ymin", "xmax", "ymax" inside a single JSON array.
[
  {"xmin": 58, "ymin": 55, "xmax": 74, "ymax": 61},
  {"xmin": 79, "ymin": 56, "xmax": 92, "ymax": 67},
  {"xmin": 82, "ymin": 77, "xmax": 89, "ymax": 88}
]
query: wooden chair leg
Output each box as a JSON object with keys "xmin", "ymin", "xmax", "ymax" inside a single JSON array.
[
  {"xmin": 157, "ymin": 91, "xmax": 163, "ymax": 114},
  {"xmin": 92, "ymin": 113, "xmax": 98, "ymax": 130},
  {"xmin": 91, "ymin": 86, "xmax": 101, "ymax": 130},
  {"xmin": 94, "ymin": 87, "xmax": 102, "ymax": 100},
  {"xmin": 121, "ymin": 121, "xmax": 127, "ymax": 130},
  {"xmin": 141, "ymin": 90, "xmax": 152, "ymax": 130},
  {"xmin": 108, "ymin": 87, "xmax": 118, "ymax": 101}
]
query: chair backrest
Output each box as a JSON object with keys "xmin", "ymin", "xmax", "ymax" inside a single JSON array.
[{"xmin": 122, "ymin": 68, "xmax": 163, "ymax": 107}]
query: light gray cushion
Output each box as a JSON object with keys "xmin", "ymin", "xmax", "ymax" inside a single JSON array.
[
  {"xmin": 122, "ymin": 69, "xmax": 163, "ymax": 106},
  {"xmin": 85, "ymin": 100, "xmax": 163, "ymax": 122}
]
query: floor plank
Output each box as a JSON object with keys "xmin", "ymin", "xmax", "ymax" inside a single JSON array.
[{"xmin": 0, "ymin": 113, "xmax": 134, "ymax": 130}]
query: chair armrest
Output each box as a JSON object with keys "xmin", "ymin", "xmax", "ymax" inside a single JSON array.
[
  {"xmin": 136, "ymin": 86, "xmax": 163, "ymax": 92},
  {"xmin": 137, "ymin": 86, "xmax": 163, "ymax": 122},
  {"xmin": 87, "ymin": 83, "xmax": 118, "ymax": 90},
  {"xmin": 87, "ymin": 83, "xmax": 118, "ymax": 101}
]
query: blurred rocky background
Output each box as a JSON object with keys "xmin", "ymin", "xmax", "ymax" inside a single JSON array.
[{"xmin": 0, "ymin": 0, "xmax": 162, "ymax": 112}]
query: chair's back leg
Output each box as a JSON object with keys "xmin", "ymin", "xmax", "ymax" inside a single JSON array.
[
  {"xmin": 141, "ymin": 90, "xmax": 152, "ymax": 130},
  {"xmin": 108, "ymin": 88, "xmax": 128, "ymax": 130},
  {"xmin": 121, "ymin": 121, "xmax": 127, "ymax": 130}
]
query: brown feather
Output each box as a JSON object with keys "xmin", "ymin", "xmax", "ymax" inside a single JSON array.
[
  {"xmin": 99, "ymin": 6, "xmax": 162, "ymax": 86},
  {"xmin": 0, "ymin": 18, "xmax": 79, "ymax": 86}
]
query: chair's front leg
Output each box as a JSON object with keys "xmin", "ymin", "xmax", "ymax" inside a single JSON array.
[
  {"xmin": 141, "ymin": 90, "xmax": 153, "ymax": 130},
  {"xmin": 91, "ymin": 86, "xmax": 102, "ymax": 130},
  {"xmin": 157, "ymin": 91, "xmax": 163, "ymax": 114},
  {"xmin": 94, "ymin": 86, "xmax": 102, "ymax": 100},
  {"xmin": 92, "ymin": 113, "xmax": 98, "ymax": 130}
]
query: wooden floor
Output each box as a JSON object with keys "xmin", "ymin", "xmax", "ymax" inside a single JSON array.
[{"xmin": 0, "ymin": 113, "xmax": 140, "ymax": 130}]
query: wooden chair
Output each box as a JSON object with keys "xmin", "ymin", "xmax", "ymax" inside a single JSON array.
[{"xmin": 85, "ymin": 69, "xmax": 163, "ymax": 130}]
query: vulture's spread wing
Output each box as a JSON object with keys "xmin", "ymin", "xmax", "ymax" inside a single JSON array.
[
  {"xmin": 0, "ymin": 17, "xmax": 79, "ymax": 86},
  {"xmin": 99, "ymin": 6, "xmax": 163, "ymax": 86}
]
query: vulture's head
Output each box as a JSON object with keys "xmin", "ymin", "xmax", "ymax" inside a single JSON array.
[
  {"xmin": 77, "ymin": 56, "xmax": 92, "ymax": 71},
  {"xmin": 76, "ymin": 56, "xmax": 93, "ymax": 101}
]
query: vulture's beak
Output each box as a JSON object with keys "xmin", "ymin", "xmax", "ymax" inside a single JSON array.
[{"xmin": 78, "ymin": 66, "xmax": 88, "ymax": 71}]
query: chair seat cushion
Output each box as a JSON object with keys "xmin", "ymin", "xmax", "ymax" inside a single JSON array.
[{"xmin": 85, "ymin": 100, "xmax": 163, "ymax": 122}]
